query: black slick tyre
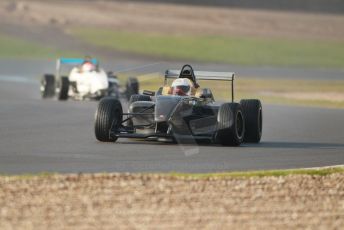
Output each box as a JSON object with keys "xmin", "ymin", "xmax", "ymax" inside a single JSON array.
[
  {"xmin": 58, "ymin": 76, "xmax": 69, "ymax": 101},
  {"xmin": 216, "ymin": 103, "xmax": 245, "ymax": 146},
  {"xmin": 40, "ymin": 74, "xmax": 55, "ymax": 98},
  {"xmin": 240, "ymin": 99, "xmax": 262, "ymax": 143},
  {"xmin": 95, "ymin": 97, "xmax": 123, "ymax": 142}
]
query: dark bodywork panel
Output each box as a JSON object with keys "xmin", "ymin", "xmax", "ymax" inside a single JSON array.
[{"xmin": 112, "ymin": 95, "xmax": 219, "ymax": 141}]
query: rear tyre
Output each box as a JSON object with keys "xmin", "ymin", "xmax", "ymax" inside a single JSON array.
[
  {"xmin": 240, "ymin": 99, "xmax": 262, "ymax": 143},
  {"xmin": 126, "ymin": 77, "xmax": 139, "ymax": 100},
  {"xmin": 216, "ymin": 103, "xmax": 245, "ymax": 146},
  {"xmin": 95, "ymin": 97, "xmax": 123, "ymax": 142},
  {"xmin": 40, "ymin": 74, "xmax": 55, "ymax": 98},
  {"xmin": 58, "ymin": 76, "xmax": 69, "ymax": 101},
  {"xmin": 108, "ymin": 82, "xmax": 120, "ymax": 99}
]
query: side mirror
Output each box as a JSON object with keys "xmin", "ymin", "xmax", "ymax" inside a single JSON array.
[{"xmin": 143, "ymin": 90, "xmax": 155, "ymax": 96}]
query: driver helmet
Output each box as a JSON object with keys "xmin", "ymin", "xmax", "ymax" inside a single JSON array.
[
  {"xmin": 82, "ymin": 62, "xmax": 95, "ymax": 72},
  {"xmin": 171, "ymin": 78, "xmax": 193, "ymax": 96}
]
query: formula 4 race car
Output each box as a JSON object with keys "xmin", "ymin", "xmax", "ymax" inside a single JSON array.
[
  {"xmin": 40, "ymin": 58, "xmax": 120, "ymax": 100},
  {"xmin": 94, "ymin": 64, "xmax": 262, "ymax": 146}
]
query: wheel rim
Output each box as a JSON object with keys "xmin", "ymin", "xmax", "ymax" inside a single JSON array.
[
  {"xmin": 236, "ymin": 111, "xmax": 244, "ymax": 139},
  {"xmin": 110, "ymin": 108, "xmax": 122, "ymax": 130}
]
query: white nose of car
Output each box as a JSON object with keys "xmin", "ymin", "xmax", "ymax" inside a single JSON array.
[{"xmin": 88, "ymin": 71, "xmax": 109, "ymax": 94}]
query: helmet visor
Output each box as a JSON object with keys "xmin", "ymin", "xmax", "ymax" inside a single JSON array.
[{"xmin": 172, "ymin": 85, "xmax": 190, "ymax": 96}]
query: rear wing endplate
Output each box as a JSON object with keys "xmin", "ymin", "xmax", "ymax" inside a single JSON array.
[{"xmin": 165, "ymin": 70, "xmax": 236, "ymax": 102}]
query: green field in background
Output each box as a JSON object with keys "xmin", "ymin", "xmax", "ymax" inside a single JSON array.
[
  {"xmin": 118, "ymin": 73, "xmax": 344, "ymax": 109},
  {"xmin": 0, "ymin": 33, "xmax": 76, "ymax": 59},
  {"xmin": 71, "ymin": 29, "xmax": 344, "ymax": 68}
]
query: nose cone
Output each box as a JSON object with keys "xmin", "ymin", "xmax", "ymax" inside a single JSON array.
[
  {"xmin": 90, "ymin": 72, "xmax": 109, "ymax": 94},
  {"xmin": 154, "ymin": 96, "xmax": 182, "ymax": 122}
]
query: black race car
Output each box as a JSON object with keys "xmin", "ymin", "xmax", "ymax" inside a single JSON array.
[{"xmin": 94, "ymin": 64, "xmax": 262, "ymax": 146}]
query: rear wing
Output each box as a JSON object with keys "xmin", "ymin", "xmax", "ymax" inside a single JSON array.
[
  {"xmin": 56, "ymin": 58, "xmax": 99, "ymax": 78},
  {"xmin": 165, "ymin": 70, "xmax": 236, "ymax": 102}
]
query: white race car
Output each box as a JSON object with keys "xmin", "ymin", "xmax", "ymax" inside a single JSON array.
[{"xmin": 41, "ymin": 58, "xmax": 120, "ymax": 100}]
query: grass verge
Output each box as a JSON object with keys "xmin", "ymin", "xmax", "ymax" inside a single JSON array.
[
  {"xmin": 0, "ymin": 33, "xmax": 77, "ymax": 59},
  {"xmin": 169, "ymin": 166, "xmax": 344, "ymax": 179},
  {"xmin": 1, "ymin": 167, "xmax": 344, "ymax": 180},
  {"xmin": 71, "ymin": 28, "xmax": 344, "ymax": 69}
]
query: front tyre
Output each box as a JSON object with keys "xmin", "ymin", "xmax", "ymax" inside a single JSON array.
[
  {"xmin": 240, "ymin": 99, "xmax": 262, "ymax": 143},
  {"xmin": 216, "ymin": 103, "xmax": 245, "ymax": 146},
  {"xmin": 95, "ymin": 97, "xmax": 123, "ymax": 142},
  {"xmin": 57, "ymin": 76, "xmax": 69, "ymax": 101}
]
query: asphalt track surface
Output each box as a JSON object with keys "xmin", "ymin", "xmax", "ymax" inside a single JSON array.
[{"xmin": 1, "ymin": 61, "xmax": 344, "ymax": 174}]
